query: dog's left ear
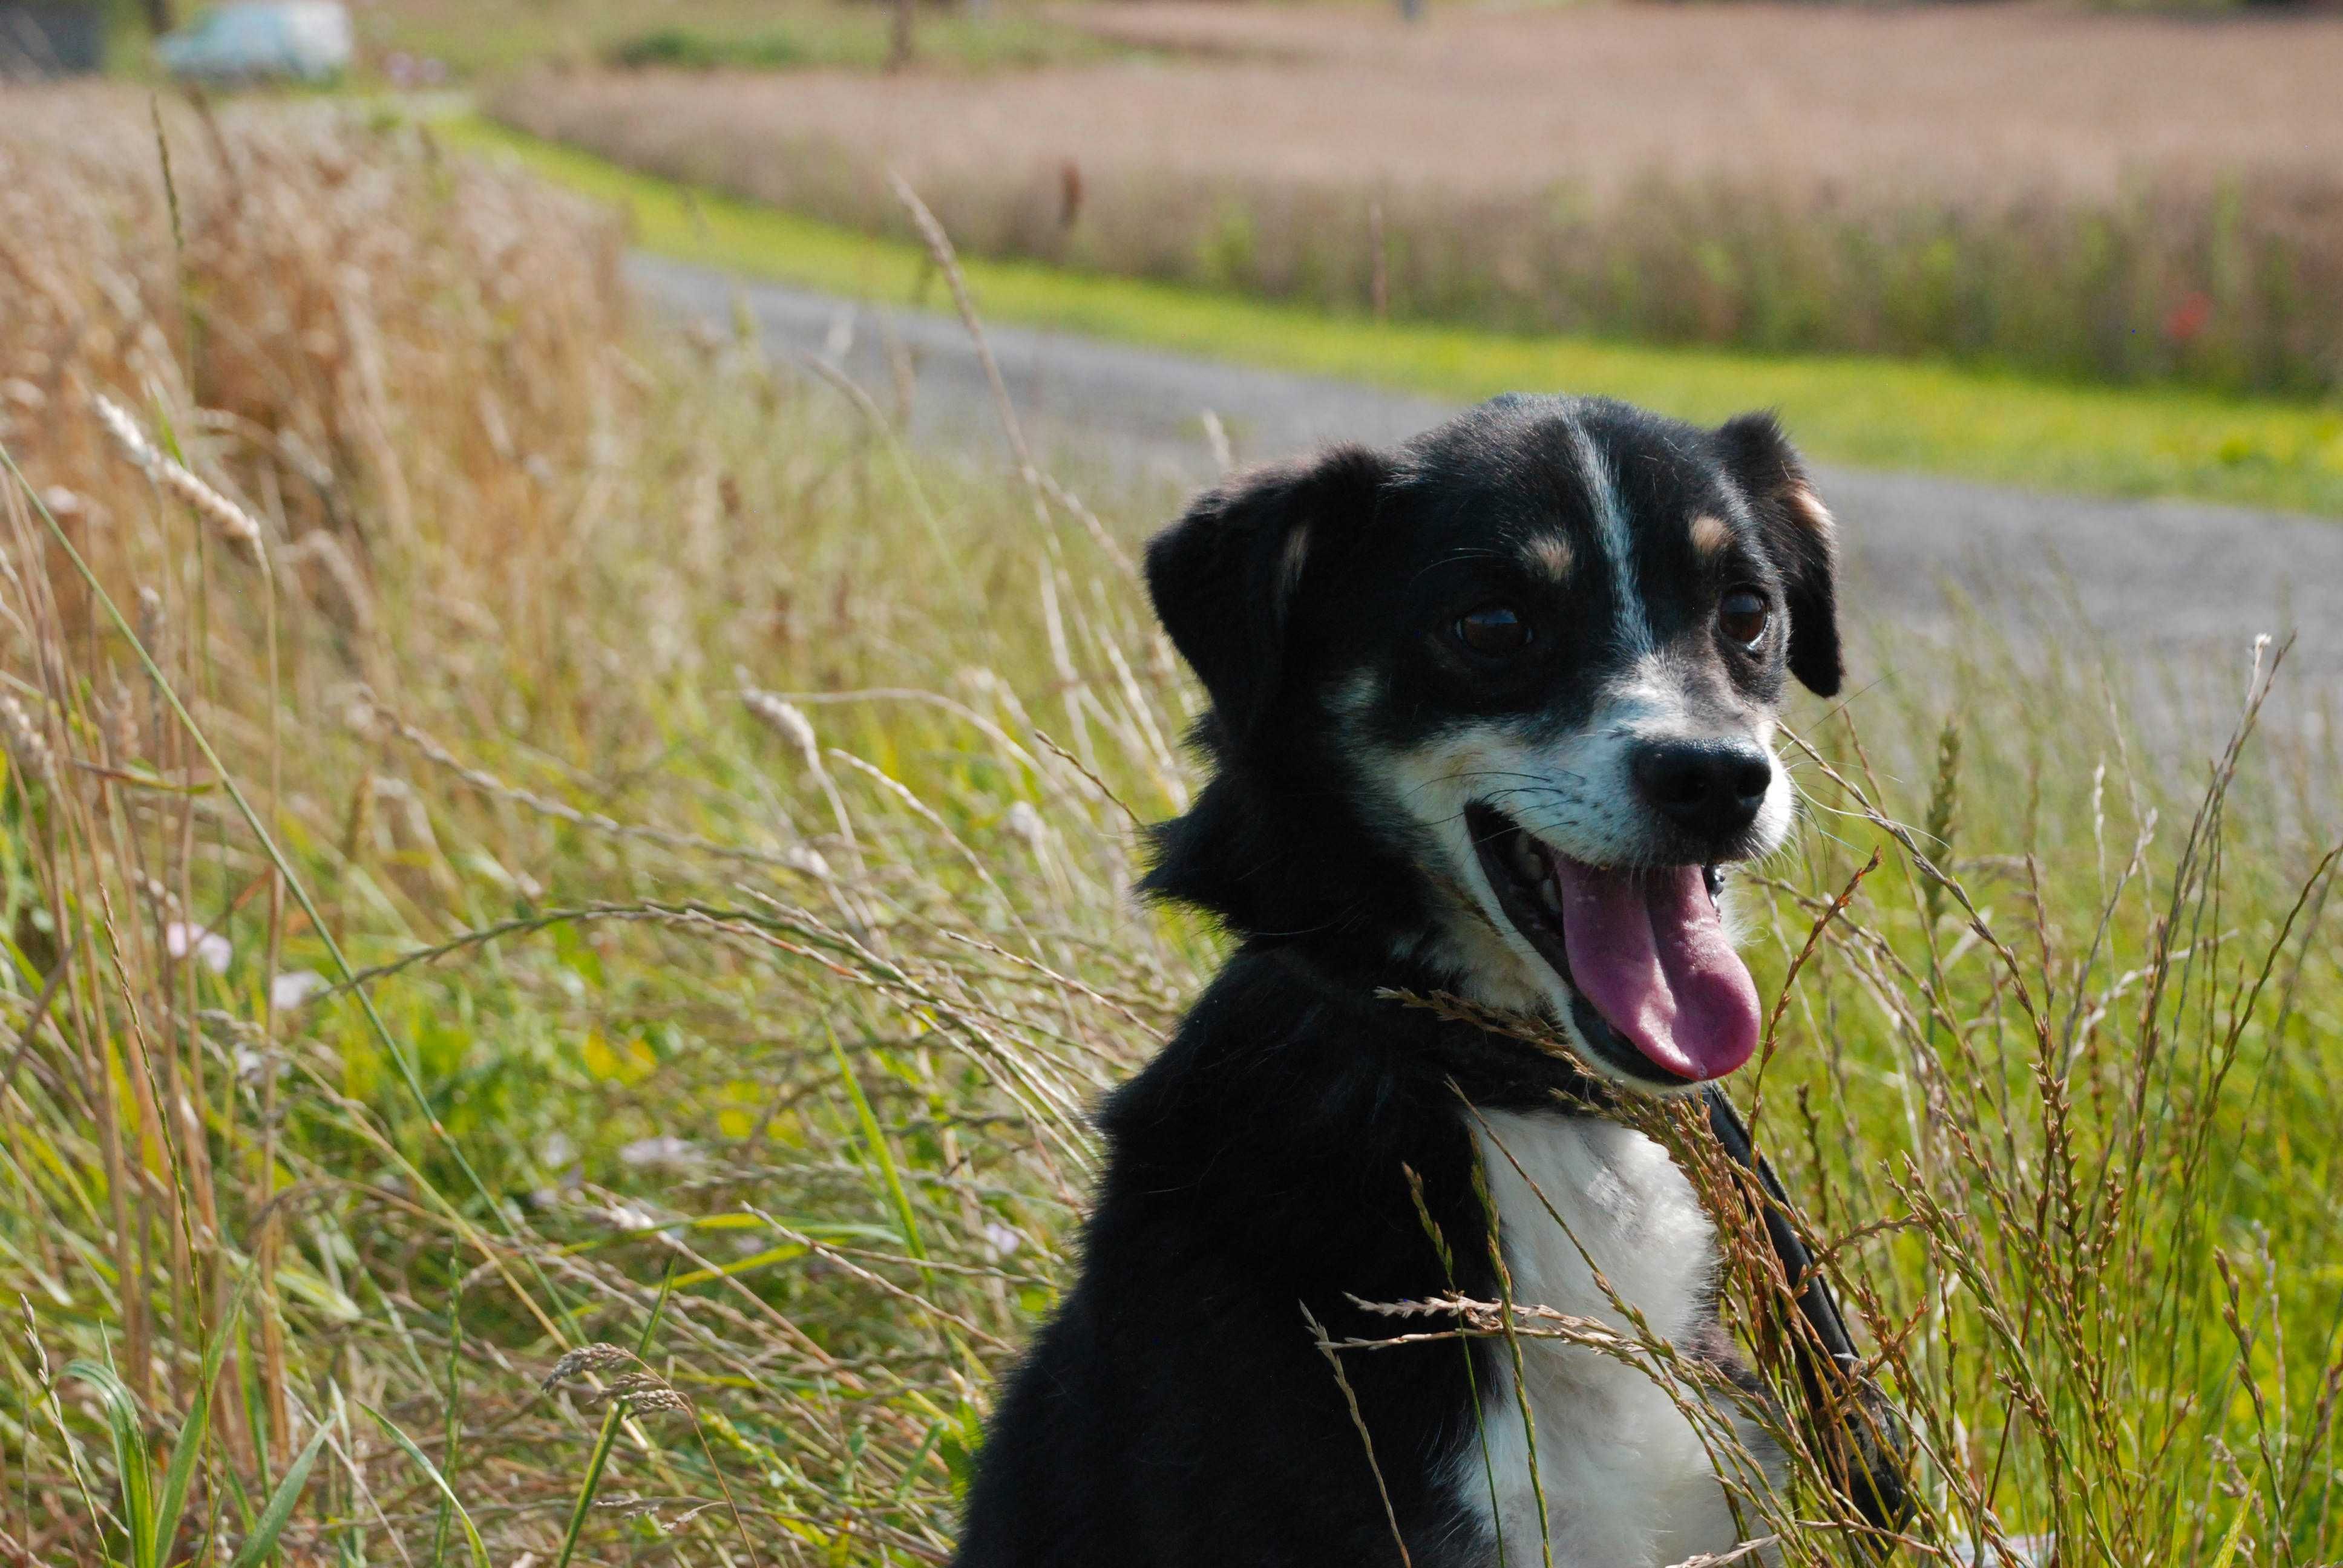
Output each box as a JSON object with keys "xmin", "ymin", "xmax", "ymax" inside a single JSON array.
[
  {"xmin": 1717, "ymin": 413, "xmax": 1842, "ymax": 697},
  {"xmin": 1144, "ymin": 444, "xmax": 1386, "ymax": 740}
]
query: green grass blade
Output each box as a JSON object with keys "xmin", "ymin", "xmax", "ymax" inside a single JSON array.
[
  {"xmin": 151, "ymin": 1267, "xmax": 255, "ymax": 1568},
  {"xmin": 2206, "ymin": 1504, "xmax": 2253, "ymax": 1568},
  {"xmin": 430, "ymin": 1267, "xmax": 464, "ymax": 1568},
  {"xmin": 63, "ymin": 1360, "xmax": 155, "ymax": 1568},
  {"xmin": 358, "ymin": 1403, "xmax": 490, "ymax": 1568},
  {"xmin": 223, "ymin": 1419, "xmax": 330, "ymax": 1568},
  {"xmin": 552, "ymin": 1401, "xmax": 626, "ymax": 1568},
  {"xmin": 828, "ymin": 1028, "xmax": 927, "ymax": 1267}
]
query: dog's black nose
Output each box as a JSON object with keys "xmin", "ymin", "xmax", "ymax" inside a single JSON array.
[{"xmin": 1631, "ymin": 740, "xmax": 1772, "ymax": 845}]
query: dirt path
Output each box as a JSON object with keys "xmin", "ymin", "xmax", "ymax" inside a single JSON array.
[{"xmin": 634, "ymin": 253, "xmax": 2342, "ymax": 761}]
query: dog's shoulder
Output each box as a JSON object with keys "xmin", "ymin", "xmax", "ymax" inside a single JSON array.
[
  {"xmin": 958, "ymin": 946, "xmax": 1502, "ymax": 1567},
  {"xmin": 1094, "ymin": 946, "xmax": 1472, "ymax": 1217}
]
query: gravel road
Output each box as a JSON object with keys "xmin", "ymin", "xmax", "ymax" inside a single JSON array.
[{"xmin": 632, "ymin": 253, "xmax": 2339, "ymax": 763}]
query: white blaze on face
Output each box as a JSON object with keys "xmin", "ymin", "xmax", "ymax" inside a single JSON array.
[{"xmin": 1565, "ymin": 417, "xmax": 1654, "ymax": 659}]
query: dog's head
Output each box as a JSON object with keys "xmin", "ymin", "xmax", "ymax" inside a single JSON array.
[{"xmin": 1143, "ymin": 394, "xmax": 1841, "ymax": 1093}]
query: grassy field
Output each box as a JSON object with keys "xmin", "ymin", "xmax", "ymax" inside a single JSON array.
[
  {"xmin": 483, "ymin": 1, "xmax": 2343, "ymax": 396},
  {"xmin": 1, "ymin": 87, "xmax": 2338, "ymax": 1567},
  {"xmin": 444, "ymin": 116, "xmax": 2343, "ymax": 519},
  {"xmin": 346, "ymin": 0, "xmax": 1139, "ymax": 81}
]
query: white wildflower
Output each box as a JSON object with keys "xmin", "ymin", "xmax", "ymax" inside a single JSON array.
[
  {"xmin": 269, "ymin": 970, "xmax": 329, "ymax": 1010},
  {"xmin": 233, "ymin": 1045, "xmax": 283, "ymax": 1086},
  {"xmin": 618, "ymin": 1135, "xmax": 704, "ymax": 1172},
  {"xmin": 600, "ymin": 1201, "xmax": 663, "ymax": 1234},
  {"xmin": 165, "ymin": 922, "xmax": 231, "ymax": 974}
]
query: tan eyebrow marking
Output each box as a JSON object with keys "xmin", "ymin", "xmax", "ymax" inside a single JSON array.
[
  {"xmin": 1689, "ymin": 514, "xmax": 1731, "ymax": 558},
  {"xmin": 1786, "ymin": 483, "xmax": 1836, "ymax": 537},
  {"xmin": 1524, "ymin": 535, "xmax": 1575, "ymax": 581}
]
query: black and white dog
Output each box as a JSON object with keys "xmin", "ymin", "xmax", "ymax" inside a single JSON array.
[{"xmin": 953, "ymin": 394, "xmax": 1845, "ymax": 1568}]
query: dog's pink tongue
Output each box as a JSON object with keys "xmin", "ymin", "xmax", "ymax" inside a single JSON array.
[{"xmin": 1552, "ymin": 858, "xmax": 1761, "ymax": 1080}]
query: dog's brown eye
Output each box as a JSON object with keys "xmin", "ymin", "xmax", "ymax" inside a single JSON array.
[
  {"xmin": 1455, "ymin": 604, "xmax": 1531, "ymax": 658},
  {"xmin": 1718, "ymin": 588, "xmax": 1769, "ymax": 648}
]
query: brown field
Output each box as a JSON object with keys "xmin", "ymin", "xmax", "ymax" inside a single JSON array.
[
  {"xmin": 493, "ymin": 0, "xmax": 2343, "ymax": 391},
  {"xmin": 531, "ymin": 1, "xmax": 2343, "ymax": 200}
]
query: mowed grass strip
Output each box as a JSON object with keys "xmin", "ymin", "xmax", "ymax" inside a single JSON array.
[
  {"xmin": 353, "ymin": 0, "xmax": 1133, "ymax": 80},
  {"xmin": 444, "ymin": 114, "xmax": 2343, "ymax": 518}
]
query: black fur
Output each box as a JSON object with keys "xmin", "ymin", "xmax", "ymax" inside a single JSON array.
[
  {"xmin": 954, "ymin": 947, "xmax": 1598, "ymax": 1566},
  {"xmin": 951, "ymin": 395, "xmax": 1847, "ymax": 1568},
  {"xmin": 1715, "ymin": 412, "xmax": 1843, "ymax": 699}
]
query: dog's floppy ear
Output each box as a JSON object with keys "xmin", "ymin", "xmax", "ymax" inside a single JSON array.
[
  {"xmin": 1144, "ymin": 445, "xmax": 1386, "ymax": 739},
  {"xmin": 1717, "ymin": 413, "xmax": 1842, "ymax": 697}
]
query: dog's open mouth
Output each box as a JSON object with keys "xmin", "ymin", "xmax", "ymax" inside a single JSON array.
[{"xmin": 1466, "ymin": 803, "xmax": 1761, "ymax": 1085}]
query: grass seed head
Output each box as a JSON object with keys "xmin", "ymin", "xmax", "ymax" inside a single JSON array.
[
  {"xmin": 0, "ymin": 691, "xmax": 54, "ymax": 786},
  {"xmin": 92, "ymin": 393, "xmax": 268, "ymax": 565},
  {"xmin": 540, "ymin": 1342, "xmax": 635, "ymax": 1393},
  {"xmin": 742, "ymin": 685, "xmax": 822, "ymax": 771}
]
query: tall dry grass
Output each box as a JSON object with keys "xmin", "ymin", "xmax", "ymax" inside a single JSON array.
[
  {"xmin": 0, "ymin": 85, "xmax": 2337, "ymax": 1568},
  {"xmin": 1, "ymin": 84, "xmax": 1194, "ymax": 1563}
]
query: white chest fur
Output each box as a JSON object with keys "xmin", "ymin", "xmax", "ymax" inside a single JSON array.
[{"xmin": 1448, "ymin": 1109, "xmax": 1767, "ymax": 1568}]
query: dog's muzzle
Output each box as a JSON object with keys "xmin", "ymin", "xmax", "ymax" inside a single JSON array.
[{"xmin": 1466, "ymin": 803, "xmax": 1762, "ymax": 1084}]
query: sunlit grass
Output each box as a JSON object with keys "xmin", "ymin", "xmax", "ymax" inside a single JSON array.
[{"xmin": 1, "ymin": 87, "xmax": 2336, "ymax": 1566}]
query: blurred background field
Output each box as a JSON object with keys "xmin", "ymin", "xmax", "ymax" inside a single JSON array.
[
  {"xmin": 436, "ymin": 114, "xmax": 2343, "ymax": 518},
  {"xmin": 1, "ymin": 1, "xmax": 2341, "ymax": 1564},
  {"xmin": 489, "ymin": 1, "xmax": 2343, "ymax": 396}
]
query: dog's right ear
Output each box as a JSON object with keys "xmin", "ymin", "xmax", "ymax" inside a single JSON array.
[
  {"xmin": 1716, "ymin": 412, "xmax": 1843, "ymax": 698},
  {"xmin": 1144, "ymin": 445, "xmax": 1385, "ymax": 740}
]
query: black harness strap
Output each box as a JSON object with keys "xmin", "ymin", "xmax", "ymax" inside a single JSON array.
[
  {"xmin": 1702, "ymin": 1085, "xmax": 1863, "ymax": 1370},
  {"xmin": 1704, "ymin": 1085, "xmax": 1912, "ymax": 1542}
]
